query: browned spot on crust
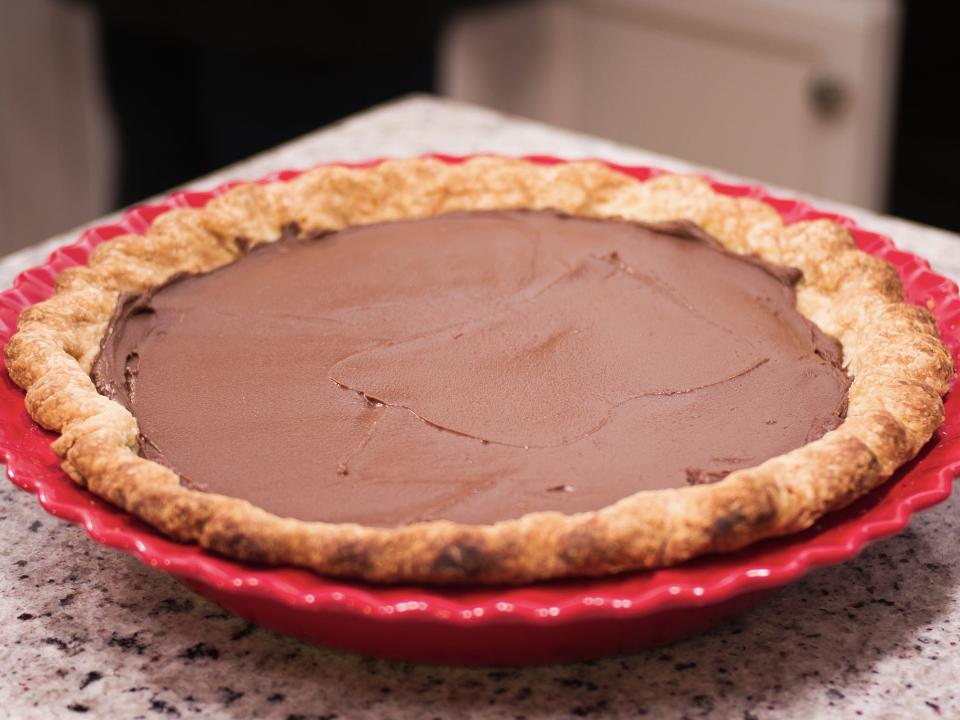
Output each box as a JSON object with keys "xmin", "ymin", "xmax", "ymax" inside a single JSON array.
[{"xmin": 430, "ymin": 538, "xmax": 490, "ymax": 578}]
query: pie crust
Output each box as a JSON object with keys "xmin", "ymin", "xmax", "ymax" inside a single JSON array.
[{"xmin": 4, "ymin": 158, "xmax": 953, "ymax": 584}]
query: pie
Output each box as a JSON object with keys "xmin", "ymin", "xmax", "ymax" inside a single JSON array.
[{"xmin": 4, "ymin": 157, "xmax": 953, "ymax": 584}]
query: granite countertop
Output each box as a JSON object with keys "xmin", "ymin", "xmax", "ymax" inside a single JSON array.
[{"xmin": 2, "ymin": 95, "xmax": 958, "ymax": 719}]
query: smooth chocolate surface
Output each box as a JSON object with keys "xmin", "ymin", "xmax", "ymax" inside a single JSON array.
[{"xmin": 93, "ymin": 210, "xmax": 850, "ymax": 526}]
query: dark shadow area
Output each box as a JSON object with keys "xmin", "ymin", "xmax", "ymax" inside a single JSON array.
[
  {"xmin": 85, "ymin": 1, "xmax": 498, "ymax": 206},
  {"xmin": 888, "ymin": 1, "xmax": 960, "ymax": 232}
]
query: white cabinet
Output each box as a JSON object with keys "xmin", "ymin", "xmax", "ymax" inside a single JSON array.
[
  {"xmin": 442, "ymin": 0, "xmax": 900, "ymax": 209},
  {"xmin": 0, "ymin": 0, "xmax": 115, "ymax": 254}
]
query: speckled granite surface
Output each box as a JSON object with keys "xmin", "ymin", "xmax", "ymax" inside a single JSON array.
[
  {"xmin": 3, "ymin": 481, "xmax": 959, "ymax": 719},
  {"xmin": 2, "ymin": 96, "xmax": 959, "ymax": 719}
]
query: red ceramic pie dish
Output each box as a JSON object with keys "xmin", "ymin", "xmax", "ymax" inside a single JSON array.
[{"xmin": 1, "ymin": 155, "xmax": 958, "ymax": 666}]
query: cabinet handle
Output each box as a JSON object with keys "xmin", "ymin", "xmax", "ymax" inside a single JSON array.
[{"xmin": 809, "ymin": 76, "xmax": 848, "ymax": 120}]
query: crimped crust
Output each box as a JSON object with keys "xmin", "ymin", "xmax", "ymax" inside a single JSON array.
[{"xmin": 4, "ymin": 158, "xmax": 953, "ymax": 584}]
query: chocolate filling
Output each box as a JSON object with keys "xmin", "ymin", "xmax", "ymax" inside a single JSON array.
[{"xmin": 92, "ymin": 209, "xmax": 850, "ymax": 526}]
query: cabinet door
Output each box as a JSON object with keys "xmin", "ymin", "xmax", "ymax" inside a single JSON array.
[
  {"xmin": 443, "ymin": 0, "xmax": 899, "ymax": 209},
  {"xmin": 0, "ymin": 0, "xmax": 114, "ymax": 253}
]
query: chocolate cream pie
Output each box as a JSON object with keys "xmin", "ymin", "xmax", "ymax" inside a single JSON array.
[{"xmin": 5, "ymin": 158, "xmax": 953, "ymax": 583}]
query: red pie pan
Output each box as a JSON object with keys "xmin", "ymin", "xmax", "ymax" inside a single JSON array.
[{"xmin": 2, "ymin": 156, "xmax": 958, "ymax": 666}]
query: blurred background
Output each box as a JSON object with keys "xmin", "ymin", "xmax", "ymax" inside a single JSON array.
[{"xmin": 0, "ymin": 0, "xmax": 955, "ymax": 255}]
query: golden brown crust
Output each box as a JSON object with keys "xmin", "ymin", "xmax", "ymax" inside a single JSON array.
[{"xmin": 4, "ymin": 158, "xmax": 954, "ymax": 584}]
